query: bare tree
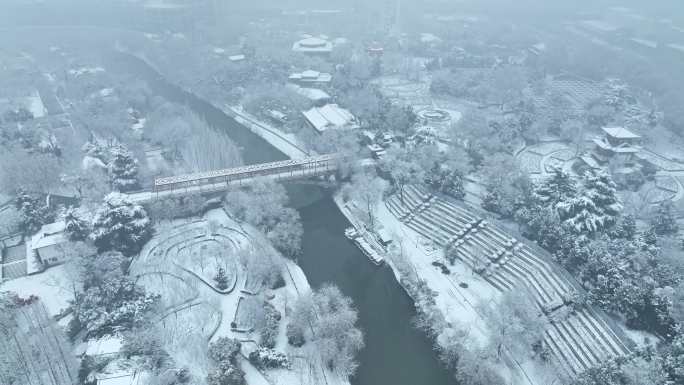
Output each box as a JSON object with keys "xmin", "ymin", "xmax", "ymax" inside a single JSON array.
[
  {"xmin": 290, "ymin": 285, "xmax": 364, "ymax": 379},
  {"xmin": 0, "ymin": 149, "xmax": 62, "ymax": 195},
  {"xmin": 343, "ymin": 171, "xmax": 389, "ymax": 228},
  {"xmin": 479, "ymin": 290, "xmax": 547, "ymax": 359}
]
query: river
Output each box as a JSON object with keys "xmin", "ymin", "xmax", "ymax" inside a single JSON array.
[{"xmin": 108, "ymin": 53, "xmax": 453, "ymax": 385}]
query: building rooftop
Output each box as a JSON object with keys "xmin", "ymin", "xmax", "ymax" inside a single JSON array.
[
  {"xmin": 302, "ymin": 104, "xmax": 358, "ymax": 133},
  {"xmin": 293, "ymin": 37, "xmax": 334, "ymax": 53},
  {"xmin": 30, "ymin": 221, "xmax": 67, "ymax": 250},
  {"xmin": 593, "ymin": 138, "xmax": 640, "ymax": 153},
  {"xmin": 289, "ymin": 70, "xmax": 332, "ymax": 83},
  {"xmin": 287, "ymin": 84, "xmax": 331, "ymax": 102},
  {"xmin": 602, "ymin": 126, "xmax": 640, "ymax": 139}
]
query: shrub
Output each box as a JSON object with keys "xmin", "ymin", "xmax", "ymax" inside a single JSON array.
[
  {"xmin": 260, "ymin": 302, "xmax": 281, "ymax": 349},
  {"xmin": 207, "ymin": 363, "xmax": 245, "ymax": 385},
  {"xmin": 248, "ymin": 347, "xmax": 290, "ymax": 369},
  {"xmin": 270, "ymin": 272, "xmax": 285, "ymax": 290},
  {"xmin": 214, "ymin": 268, "xmax": 229, "ymax": 290},
  {"xmin": 286, "ymin": 323, "xmax": 305, "ymax": 347},
  {"xmin": 208, "ymin": 337, "xmax": 241, "ymax": 363}
]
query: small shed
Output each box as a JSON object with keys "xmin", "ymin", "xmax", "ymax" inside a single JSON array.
[{"xmin": 27, "ymin": 221, "xmax": 68, "ymax": 274}]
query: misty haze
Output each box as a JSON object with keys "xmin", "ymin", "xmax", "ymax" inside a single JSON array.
[{"xmin": 1, "ymin": 1, "xmax": 683, "ymax": 385}]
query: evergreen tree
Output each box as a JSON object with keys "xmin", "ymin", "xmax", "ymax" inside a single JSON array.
[
  {"xmin": 558, "ymin": 171, "xmax": 622, "ymax": 234},
  {"xmin": 91, "ymin": 193, "xmax": 151, "ymax": 256},
  {"xmin": 534, "ymin": 168, "xmax": 577, "ymax": 209},
  {"xmin": 108, "ymin": 145, "xmax": 139, "ymax": 192},
  {"xmin": 426, "ymin": 163, "xmax": 465, "ymax": 199},
  {"xmin": 214, "ymin": 268, "xmax": 229, "ymax": 290},
  {"xmin": 15, "ymin": 191, "xmax": 53, "ymax": 234},
  {"xmin": 651, "ymin": 200, "xmax": 679, "ymax": 235},
  {"xmin": 64, "ymin": 207, "xmax": 90, "ymax": 241},
  {"xmin": 611, "ymin": 214, "xmax": 637, "ymax": 240}
]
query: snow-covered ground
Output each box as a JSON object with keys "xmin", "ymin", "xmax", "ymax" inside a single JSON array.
[
  {"xmin": 227, "ymin": 105, "xmax": 311, "ymax": 160},
  {"xmin": 0, "ymin": 263, "xmax": 73, "ymax": 317}
]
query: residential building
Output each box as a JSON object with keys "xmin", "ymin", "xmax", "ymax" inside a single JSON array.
[{"xmin": 26, "ymin": 221, "xmax": 68, "ymax": 274}]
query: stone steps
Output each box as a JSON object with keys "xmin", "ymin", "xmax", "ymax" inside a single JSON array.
[
  {"xmin": 384, "ymin": 187, "xmax": 631, "ymax": 375},
  {"xmin": 545, "ymin": 327, "xmax": 583, "ymax": 375}
]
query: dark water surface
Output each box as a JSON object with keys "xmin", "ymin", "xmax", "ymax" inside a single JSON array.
[{"xmin": 109, "ymin": 52, "xmax": 454, "ymax": 385}]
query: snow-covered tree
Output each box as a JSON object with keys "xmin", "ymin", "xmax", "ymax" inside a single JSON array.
[
  {"xmin": 663, "ymin": 331, "xmax": 684, "ymax": 384},
  {"xmin": 224, "ymin": 181, "xmax": 302, "ymax": 257},
  {"xmin": 343, "ymin": 171, "xmax": 389, "ymax": 228},
  {"xmin": 455, "ymin": 348, "xmax": 506, "ymax": 385},
  {"xmin": 91, "ymin": 193, "xmax": 151, "ymax": 256},
  {"xmin": 652, "ymin": 200, "xmax": 679, "ymax": 235},
  {"xmin": 207, "ymin": 338, "xmax": 244, "ymax": 385},
  {"xmin": 214, "ymin": 268, "xmax": 229, "ymax": 290},
  {"xmin": 15, "ymin": 191, "xmax": 53, "ymax": 234},
  {"xmin": 63, "ymin": 207, "xmax": 91, "ymax": 241},
  {"xmin": 426, "ymin": 163, "xmax": 465, "ymax": 199},
  {"xmin": 534, "ymin": 168, "xmax": 577, "ymax": 209},
  {"xmin": 557, "ymin": 171, "xmax": 622, "ymax": 234},
  {"xmin": 291, "ymin": 285, "xmax": 364, "ymax": 379},
  {"xmin": 480, "ymin": 290, "xmax": 546, "ymax": 359},
  {"xmin": 108, "ymin": 145, "xmax": 139, "ymax": 192},
  {"xmin": 73, "ymin": 252, "xmax": 159, "ymax": 338},
  {"xmin": 380, "ymin": 147, "xmax": 425, "ymax": 204}
]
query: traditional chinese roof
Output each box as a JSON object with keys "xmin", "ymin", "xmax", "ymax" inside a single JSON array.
[
  {"xmin": 602, "ymin": 126, "xmax": 641, "ymax": 140},
  {"xmin": 302, "ymin": 104, "xmax": 358, "ymax": 133}
]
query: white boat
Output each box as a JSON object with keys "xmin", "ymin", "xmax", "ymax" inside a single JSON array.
[{"xmin": 345, "ymin": 227, "xmax": 384, "ymax": 265}]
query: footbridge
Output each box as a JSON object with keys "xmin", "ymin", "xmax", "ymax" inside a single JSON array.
[{"xmin": 127, "ymin": 154, "xmax": 341, "ymax": 203}]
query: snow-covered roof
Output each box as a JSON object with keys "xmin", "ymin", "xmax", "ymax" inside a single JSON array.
[
  {"xmin": 602, "ymin": 126, "xmax": 640, "ymax": 139},
  {"xmin": 301, "ymin": 37, "xmax": 327, "ymax": 47},
  {"xmin": 293, "ymin": 37, "xmax": 334, "ymax": 53},
  {"xmin": 593, "ymin": 138, "xmax": 640, "ymax": 153},
  {"xmin": 96, "ymin": 370, "xmax": 147, "ymax": 385},
  {"xmin": 68, "ymin": 67, "xmax": 105, "ymax": 76},
  {"xmin": 84, "ymin": 336, "xmax": 123, "ymax": 357},
  {"xmin": 286, "ymin": 84, "xmax": 331, "ymax": 101},
  {"xmin": 302, "ymin": 104, "xmax": 358, "ymax": 133},
  {"xmin": 302, "ymin": 70, "xmax": 320, "ymax": 78},
  {"xmin": 289, "ymin": 71, "xmax": 332, "ymax": 83},
  {"xmin": 30, "ymin": 221, "xmax": 67, "ymax": 250},
  {"xmin": 229, "ymin": 54, "xmax": 246, "ymax": 62}
]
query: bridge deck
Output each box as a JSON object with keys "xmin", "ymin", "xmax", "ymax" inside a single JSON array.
[
  {"xmin": 154, "ymin": 154, "xmax": 339, "ymax": 192},
  {"xmin": 122, "ymin": 154, "xmax": 341, "ymax": 203}
]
